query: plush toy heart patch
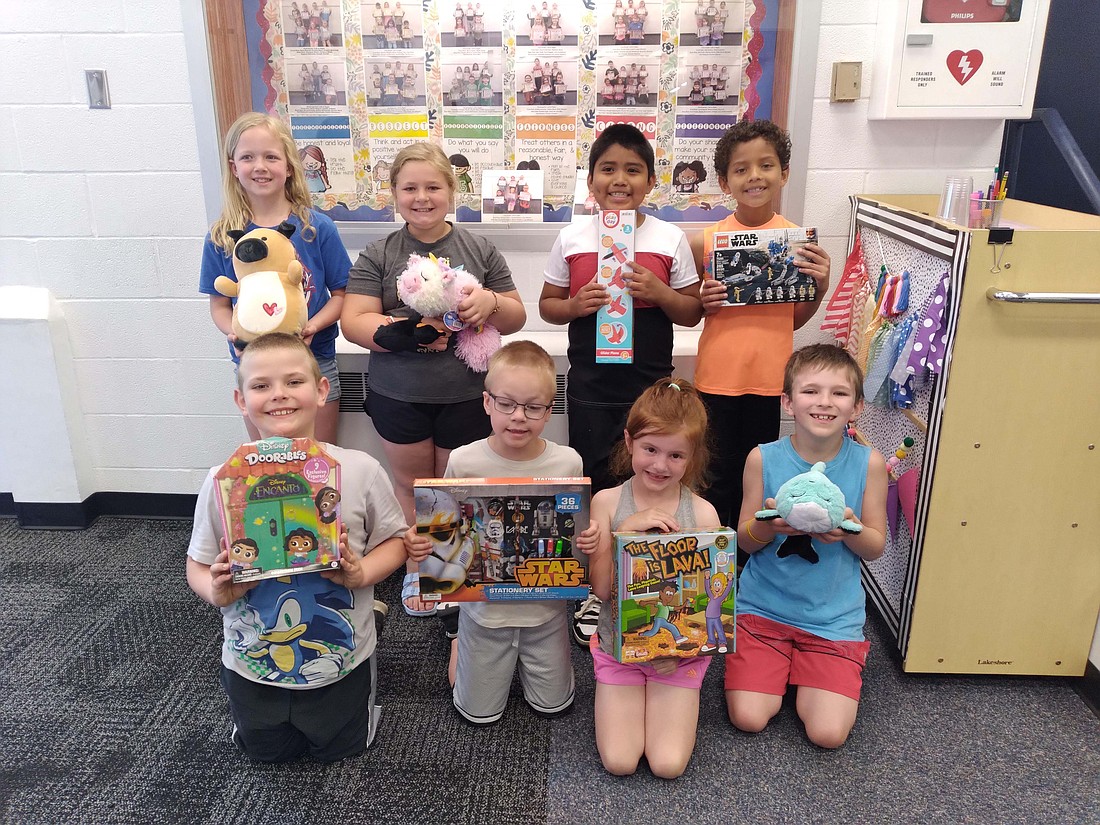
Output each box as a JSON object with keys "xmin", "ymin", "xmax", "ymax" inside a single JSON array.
[
  {"xmin": 263, "ymin": 302, "xmax": 282, "ymax": 316},
  {"xmin": 947, "ymin": 49, "xmax": 983, "ymax": 85}
]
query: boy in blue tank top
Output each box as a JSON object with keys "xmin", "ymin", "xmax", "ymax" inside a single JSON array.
[{"xmin": 725, "ymin": 344, "xmax": 888, "ymax": 748}]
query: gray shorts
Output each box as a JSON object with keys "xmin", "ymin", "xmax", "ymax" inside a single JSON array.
[
  {"xmin": 453, "ymin": 607, "xmax": 574, "ymax": 725},
  {"xmin": 316, "ymin": 356, "xmax": 341, "ymax": 403}
]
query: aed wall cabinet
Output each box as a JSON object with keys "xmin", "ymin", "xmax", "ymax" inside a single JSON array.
[
  {"xmin": 868, "ymin": 0, "xmax": 1052, "ymax": 119},
  {"xmin": 849, "ymin": 195, "xmax": 1100, "ymax": 676}
]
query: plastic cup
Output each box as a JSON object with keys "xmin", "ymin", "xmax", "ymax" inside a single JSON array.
[{"xmin": 938, "ymin": 175, "xmax": 973, "ymax": 225}]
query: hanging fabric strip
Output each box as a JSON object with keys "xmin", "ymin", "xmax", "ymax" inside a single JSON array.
[
  {"xmin": 905, "ymin": 271, "xmax": 950, "ymax": 376},
  {"xmin": 889, "ymin": 315, "xmax": 917, "ymax": 408},
  {"xmin": 821, "ymin": 232, "xmax": 867, "ymax": 344}
]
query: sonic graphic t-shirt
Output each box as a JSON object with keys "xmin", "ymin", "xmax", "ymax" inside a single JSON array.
[{"xmin": 188, "ymin": 444, "xmax": 406, "ymax": 688}]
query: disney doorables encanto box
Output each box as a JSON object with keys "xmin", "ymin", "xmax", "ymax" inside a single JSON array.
[
  {"xmin": 612, "ymin": 529, "xmax": 737, "ymax": 663},
  {"xmin": 712, "ymin": 226, "xmax": 818, "ymax": 306},
  {"xmin": 214, "ymin": 437, "xmax": 342, "ymax": 584},
  {"xmin": 414, "ymin": 477, "xmax": 591, "ymax": 602}
]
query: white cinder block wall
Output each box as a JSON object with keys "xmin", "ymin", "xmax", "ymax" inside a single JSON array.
[
  {"xmin": 0, "ymin": 1, "xmax": 242, "ymax": 497},
  {"xmin": 0, "ymin": 0, "xmax": 1008, "ymax": 497},
  {"xmin": 3, "ymin": 0, "xmax": 1096, "ymax": 670}
]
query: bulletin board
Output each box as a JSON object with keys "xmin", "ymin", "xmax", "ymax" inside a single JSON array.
[{"xmin": 234, "ymin": 0, "xmax": 791, "ymax": 222}]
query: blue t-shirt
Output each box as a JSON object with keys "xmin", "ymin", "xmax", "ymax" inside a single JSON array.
[
  {"xmin": 736, "ymin": 436, "xmax": 871, "ymax": 641},
  {"xmin": 199, "ymin": 209, "xmax": 351, "ymax": 362}
]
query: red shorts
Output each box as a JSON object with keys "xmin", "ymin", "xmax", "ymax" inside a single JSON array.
[
  {"xmin": 590, "ymin": 634, "xmax": 710, "ymax": 690},
  {"xmin": 722, "ymin": 614, "xmax": 870, "ymax": 701}
]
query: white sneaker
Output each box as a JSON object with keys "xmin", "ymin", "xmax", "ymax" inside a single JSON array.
[{"xmin": 572, "ymin": 594, "xmax": 601, "ymax": 647}]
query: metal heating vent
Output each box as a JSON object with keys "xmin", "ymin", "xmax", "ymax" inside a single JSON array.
[
  {"xmin": 338, "ymin": 372, "xmax": 368, "ymax": 413},
  {"xmin": 552, "ymin": 374, "xmax": 567, "ymax": 415},
  {"xmin": 338, "ymin": 373, "xmax": 568, "ymax": 415}
]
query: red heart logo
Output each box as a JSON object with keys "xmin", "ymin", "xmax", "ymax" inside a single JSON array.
[
  {"xmin": 947, "ymin": 49, "xmax": 983, "ymax": 85},
  {"xmin": 263, "ymin": 302, "xmax": 279, "ymax": 316}
]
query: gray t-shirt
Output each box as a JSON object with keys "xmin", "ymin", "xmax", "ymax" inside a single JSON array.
[
  {"xmin": 346, "ymin": 223, "xmax": 517, "ymax": 403},
  {"xmin": 446, "ymin": 438, "xmax": 583, "ymax": 629}
]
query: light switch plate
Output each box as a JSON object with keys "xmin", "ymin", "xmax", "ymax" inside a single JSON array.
[{"xmin": 85, "ymin": 70, "xmax": 110, "ymax": 109}]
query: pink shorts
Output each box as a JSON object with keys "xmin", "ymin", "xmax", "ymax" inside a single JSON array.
[
  {"xmin": 590, "ymin": 633, "xmax": 710, "ymax": 690},
  {"xmin": 723, "ymin": 613, "xmax": 870, "ymax": 701}
]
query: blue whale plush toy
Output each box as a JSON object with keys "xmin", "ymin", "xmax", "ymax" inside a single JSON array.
[{"xmin": 754, "ymin": 461, "xmax": 861, "ymax": 564}]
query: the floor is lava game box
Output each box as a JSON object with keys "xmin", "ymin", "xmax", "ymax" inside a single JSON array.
[
  {"xmin": 214, "ymin": 437, "xmax": 342, "ymax": 584},
  {"xmin": 413, "ymin": 477, "xmax": 591, "ymax": 602}
]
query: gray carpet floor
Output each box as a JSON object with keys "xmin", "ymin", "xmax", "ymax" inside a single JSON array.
[{"xmin": 1, "ymin": 517, "xmax": 1097, "ymax": 824}]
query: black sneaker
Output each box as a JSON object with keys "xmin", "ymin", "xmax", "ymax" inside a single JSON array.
[
  {"xmin": 374, "ymin": 599, "xmax": 389, "ymax": 639},
  {"xmin": 572, "ymin": 594, "xmax": 601, "ymax": 647},
  {"xmin": 438, "ymin": 605, "xmax": 459, "ymax": 640}
]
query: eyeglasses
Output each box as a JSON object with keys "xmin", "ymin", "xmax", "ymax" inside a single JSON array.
[{"xmin": 486, "ymin": 392, "xmax": 550, "ymax": 420}]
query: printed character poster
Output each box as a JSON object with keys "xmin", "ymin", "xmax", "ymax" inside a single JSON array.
[
  {"xmin": 363, "ymin": 113, "xmax": 430, "ymax": 197},
  {"xmin": 442, "ymin": 1, "xmax": 505, "ymax": 48},
  {"xmin": 283, "ymin": 0, "xmax": 345, "ymax": 48},
  {"xmin": 594, "ymin": 49, "xmax": 660, "ymax": 109},
  {"xmin": 291, "ymin": 115, "xmax": 356, "ymax": 194},
  {"xmin": 442, "ymin": 54, "xmax": 503, "ymax": 108},
  {"xmin": 480, "ymin": 168, "xmax": 545, "ymax": 222},
  {"xmin": 597, "ymin": 0, "xmax": 659, "ymax": 46},
  {"xmin": 359, "ymin": 1, "xmax": 424, "ymax": 51},
  {"xmin": 515, "ymin": 0, "xmax": 580, "ymax": 46},
  {"xmin": 444, "ymin": 114, "xmax": 507, "ymax": 213},
  {"xmin": 515, "ymin": 115, "xmax": 577, "ymax": 195},
  {"xmin": 673, "ymin": 113, "xmax": 738, "ymax": 195},
  {"xmin": 677, "ymin": 0, "xmax": 745, "ymax": 48}
]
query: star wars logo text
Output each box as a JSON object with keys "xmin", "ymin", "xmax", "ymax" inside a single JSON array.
[
  {"xmin": 622, "ymin": 535, "xmax": 709, "ymax": 578},
  {"xmin": 515, "ymin": 558, "xmax": 586, "ymax": 587},
  {"xmin": 713, "ymin": 232, "xmax": 759, "ymax": 250}
]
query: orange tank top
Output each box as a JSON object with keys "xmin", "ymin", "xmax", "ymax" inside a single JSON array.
[{"xmin": 694, "ymin": 213, "xmax": 797, "ymax": 397}]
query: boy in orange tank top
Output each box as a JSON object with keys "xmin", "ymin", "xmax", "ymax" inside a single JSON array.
[{"xmin": 689, "ymin": 120, "xmax": 831, "ymax": 529}]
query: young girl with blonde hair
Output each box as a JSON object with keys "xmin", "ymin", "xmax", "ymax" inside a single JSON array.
[
  {"xmin": 200, "ymin": 112, "xmax": 349, "ymax": 443},
  {"xmin": 340, "ymin": 142, "xmax": 526, "ymax": 616}
]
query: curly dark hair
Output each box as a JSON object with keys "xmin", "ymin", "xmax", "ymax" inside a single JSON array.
[{"xmin": 713, "ymin": 119, "xmax": 792, "ymax": 179}]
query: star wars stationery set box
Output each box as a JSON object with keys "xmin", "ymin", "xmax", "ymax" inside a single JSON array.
[
  {"xmin": 214, "ymin": 437, "xmax": 342, "ymax": 583},
  {"xmin": 595, "ymin": 209, "xmax": 634, "ymax": 363},
  {"xmin": 712, "ymin": 226, "xmax": 818, "ymax": 306},
  {"xmin": 414, "ymin": 477, "xmax": 591, "ymax": 601},
  {"xmin": 611, "ymin": 529, "xmax": 737, "ymax": 663}
]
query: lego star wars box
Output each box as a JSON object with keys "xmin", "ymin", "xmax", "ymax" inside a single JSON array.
[
  {"xmin": 414, "ymin": 477, "xmax": 591, "ymax": 601},
  {"xmin": 712, "ymin": 226, "xmax": 818, "ymax": 306},
  {"xmin": 595, "ymin": 209, "xmax": 635, "ymax": 363},
  {"xmin": 213, "ymin": 437, "xmax": 342, "ymax": 584},
  {"xmin": 611, "ymin": 529, "xmax": 737, "ymax": 663}
]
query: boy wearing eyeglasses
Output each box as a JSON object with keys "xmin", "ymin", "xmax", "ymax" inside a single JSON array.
[{"xmin": 404, "ymin": 340, "xmax": 597, "ymax": 725}]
